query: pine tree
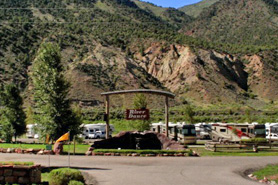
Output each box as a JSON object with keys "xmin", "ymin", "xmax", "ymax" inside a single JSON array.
[
  {"xmin": 31, "ymin": 42, "xmax": 82, "ymax": 141},
  {"xmin": 133, "ymin": 94, "xmax": 150, "ymax": 131},
  {"xmin": 184, "ymin": 105, "xmax": 195, "ymax": 124},
  {"xmin": 25, "ymin": 105, "xmax": 34, "ymax": 125},
  {"xmin": 0, "ymin": 83, "xmax": 26, "ymax": 142}
]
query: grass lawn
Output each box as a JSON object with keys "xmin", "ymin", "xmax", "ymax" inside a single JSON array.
[
  {"xmin": 253, "ymin": 165, "xmax": 278, "ymax": 183},
  {"xmin": 190, "ymin": 147, "xmax": 278, "ymax": 157},
  {"xmin": 0, "ymin": 143, "xmax": 90, "ymax": 155},
  {"xmin": 0, "ymin": 161, "xmax": 34, "ymax": 166},
  {"xmin": 42, "ymin": 172, "xmax": 50, "ymax": 182}
]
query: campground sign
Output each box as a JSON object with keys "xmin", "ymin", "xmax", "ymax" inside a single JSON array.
[{"xmin": 126, "ymin": 109, "xmax": 150, "ymax": 120}]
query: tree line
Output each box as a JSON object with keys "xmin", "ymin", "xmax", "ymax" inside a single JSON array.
[{"xmin": 0, "ymin": 42, "xmax": 82, "ymax": 143}]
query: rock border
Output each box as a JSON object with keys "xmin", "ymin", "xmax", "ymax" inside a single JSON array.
[
  {"xmin": 240, "ymin": 166, "xmax": 278, "ymax": 185},
  {"xmin": 247, "ymin": 174, "xmax": 277, "ymax": 184},
  {"xmin": 0, "ymin": 148, "xmax": 54, "ymax": 155}
]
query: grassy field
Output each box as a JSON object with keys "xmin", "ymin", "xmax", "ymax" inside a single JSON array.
[
  {"xmin": 0, "ymin": 143, "xmax": 90, "ymax": 155},
  {"xmin": 189, "ymin": 147, "xmax": 278, "ymax": 157},
  {"xmin": 253, "ymin": 165, "xmax": 278, "ymax": 183},
  {"xmin": 0, "ymin": 161, "xmax": 34, "ymax": 166}
]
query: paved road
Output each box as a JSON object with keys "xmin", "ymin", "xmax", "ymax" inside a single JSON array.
[{"xmin": 1, "ymin": 154, "xmax": 277, "ymax": 185}]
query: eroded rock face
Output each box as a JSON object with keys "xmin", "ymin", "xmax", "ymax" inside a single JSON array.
[
  {"xmin": 91, "ymin": 131, "xmax": 185, "ymax": 150},
  {"xmin": 245, "ymin": 54, "xmax": 278, "ymax": 100},
  {"xmin": 136, "ymin": 44, "xmax": 250, "ymax": 103},
  {"xmin": 68, "ymin": 42, "xmax": 278, "ymax": 105}
]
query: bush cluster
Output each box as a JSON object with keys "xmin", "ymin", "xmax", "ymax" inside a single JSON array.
[{"xmin": 49, "ymin": 168, "xmax": 85, "ymax": 185}]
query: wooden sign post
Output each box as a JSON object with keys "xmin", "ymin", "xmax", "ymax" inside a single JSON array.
[
  {"xmin": 105, "ymin": 95, "xmax": 110, "ymax": 139},
  {"xmin": 101, "ymin": 89, "xmax": 175, "ymax": 139}
]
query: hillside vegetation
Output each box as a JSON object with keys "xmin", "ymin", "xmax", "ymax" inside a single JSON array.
[
  {"xmin": 179, "ymin": 0, "xmax": 220, "ymax": 17},
  {"xmin": 183, "ymin": 0, "xmax": 278, "ymax": 46},
  {"xmin": 1, "ymin": 0, "xmax": 278, "ymax": 114}
]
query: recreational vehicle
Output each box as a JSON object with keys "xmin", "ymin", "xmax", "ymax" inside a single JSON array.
[
  {"xmin": 266, "ymin": 123, "xmax": 278, "ymax": 141},
  {"xmin": 195, "ymin": 123, "xmax": 211, "ymax": 139},
  {"xmin": 151, "ymin": 122, "xmax": 197, "ymax": 144},
  {"xmin": 210, "ymin": 123, "xmax": 265, "ymax": 142},
  {"xmin": 176, "ymin": 124, "xmax": 197, "ymax": 144},
  {"xmin": 26, "ymin": 124, "xmax": 39, "ymax": 139},
  {"xmin": 82, "ymin": 124, "xmax": 114, "ymax": 139}
]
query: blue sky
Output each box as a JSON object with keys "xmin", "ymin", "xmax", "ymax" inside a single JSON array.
[{"xmin": 140, "ymin": 0, "xmax": 202, "ymax": 8}]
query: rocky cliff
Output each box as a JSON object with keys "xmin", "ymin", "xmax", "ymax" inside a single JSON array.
[{"xmin": 66, "ymin": 42, "xmax": 278, "ymax": 105}]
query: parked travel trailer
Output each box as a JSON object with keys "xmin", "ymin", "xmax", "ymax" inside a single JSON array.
[
  {"xmin": 195, "ymin": 123, "xmax": 211, "ymax": 139},
  {"xmin": 82, "ymin": 124, "xmax": 114, "ymax": 139},
  {"xmin": 210, "ymin": 123, "xmax": 265, "ymax": 142},
  {"xmin": 266, "ymin": 123, "xmax": 278, "ymax": 141},
  {"xmin": 26, "ymin": 124, "xmax": 39, "ymax": 139},
  {"xmin": 151, "ymin": 122, "xmax": 197, "ymax": 144}
]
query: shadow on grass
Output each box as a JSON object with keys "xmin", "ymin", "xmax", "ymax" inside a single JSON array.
[{"xmin": 42, "ymin": 166, "xmax": 110, "ymax": 173}]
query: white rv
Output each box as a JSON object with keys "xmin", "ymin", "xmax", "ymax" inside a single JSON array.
[
  {"xmin": 26, "ymin": 124, "xmax": 39, "ymax": 139},
  {"xmin": 151, "ymin": 122, "xmax": 197, "ymax": 144},
  {"xmin": 195, "ymin": 123, "xmax": 211, "ymax": 139},
  {"xmin": 266, "ymin": 123, "xmax": 278, "ymax": 141},
  {"xmin": 82, "ymin": 124, "xmax": 114, "ymax": 139},
  {"xmin": 210, "ymin": 123, "xmax": 265, "ymax": 142}
]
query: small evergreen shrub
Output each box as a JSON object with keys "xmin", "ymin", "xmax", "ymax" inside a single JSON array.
[
  {"xmin": 68, "ymin": 180, "xmax": 85, "ymax": 185},
  {"xmin": 49, "ymin": 168, "xmax": 85, "ymax": 185},
  {"xmin": 241, "ymin": 138, "xmax": 268, "ymax": 144}
]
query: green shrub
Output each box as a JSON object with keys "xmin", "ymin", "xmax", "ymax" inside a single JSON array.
[
  {"xmin": 49, "ymin": 168, "xmax": 85, "ymax": 185},
  {"xmin": 0, "ymin": 161, "xmax": 34, "ymax": 166},
  {"xmin": 68, "ymin": 180, "xmax": 85, "ymax": 185},
  {"xmin": 241, "ymin": 138, "xmax": 268, "ymax": 143}
]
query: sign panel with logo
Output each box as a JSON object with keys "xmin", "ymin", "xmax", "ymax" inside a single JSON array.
[
  {"xmin": 46, "ymin": 144, "xmax": 52, "ymax": 151},
  {"xmin": 126, "ymin": 109, "xmax": 150, "ymax": 120}
]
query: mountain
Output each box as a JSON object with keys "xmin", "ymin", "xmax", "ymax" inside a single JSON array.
[
  {"xmin": 0, "ymin": 0, "xmax": 176, "ymax": 88},
  {"xmin": 132, "ymin": 0, "xmax": 193, "ymax": 27},
  {"xmin": 182, "ymin": 0, "xmax": 278, "ymax": 46},
  {"xmin": 179, "ymin": 0, "xmax": 220, "ymax": 17},
  {"xmin": 1, "ymin": 0, "xmax": 278, "ymax": 107}
]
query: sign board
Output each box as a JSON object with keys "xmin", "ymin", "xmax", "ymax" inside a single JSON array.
[
  {"xmin": 46, "ymin": 144, "xmax": 52, "ymax": 151},
  {"xmin": 126, "ymin": 109, "xmax": 150, "ymax": 120}
]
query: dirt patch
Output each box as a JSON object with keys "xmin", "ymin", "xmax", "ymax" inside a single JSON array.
[{"xmin": 267, "ymin": 174, "xmax": 278, "ymax": 181}]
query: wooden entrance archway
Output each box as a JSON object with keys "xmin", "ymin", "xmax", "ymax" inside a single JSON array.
[{"xmin": 101, "ymin": 89, "xmax": 175, "ymax": 139}]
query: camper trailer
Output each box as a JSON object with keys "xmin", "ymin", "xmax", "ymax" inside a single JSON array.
[
  {"xmin": 210, "ymin": 123, "xmax": 265, "ymax": 142},
  {"xmin": 26, "ymin": 124, "xmax": 39, "ymax": 139},
  {"xmin": 266, "ymin": 123, "xmax": 278, "ymax": 141},
  {"xmin": 82, "ymin": 124, "xmax": 114, "ymax": 139}
]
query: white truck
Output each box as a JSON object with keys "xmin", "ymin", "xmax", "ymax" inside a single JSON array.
[{"xmin": 82, "ymin": 124, "xmax": 114, "ymax": 139}]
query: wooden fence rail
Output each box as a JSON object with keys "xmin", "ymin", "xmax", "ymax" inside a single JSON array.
[{"xmin": 205, "ymin": 142, "xmax": 278, "ymax": 152}]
